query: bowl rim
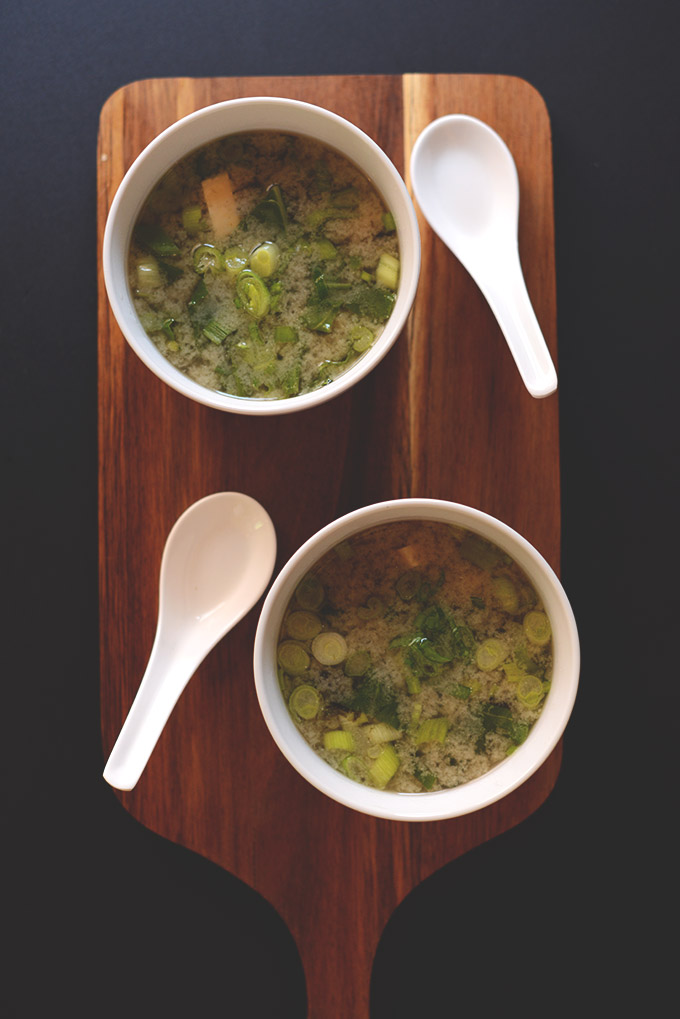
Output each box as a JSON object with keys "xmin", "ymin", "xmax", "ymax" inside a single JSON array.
[
  {"xmin": 253, "ymin": 498, "xmax": 580, "ymax": 821},
  {"xmin": 102, "ymin": 96, "xmax": 421, "ymax": 416}
]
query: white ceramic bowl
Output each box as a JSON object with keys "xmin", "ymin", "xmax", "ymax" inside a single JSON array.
[
  {"xmin": 103, "ymin": 97, "xmax": 420, "ymax": 415},
  {"xmin": 253, "ymin": 499, "xmax": 579, "ymax": 821}
]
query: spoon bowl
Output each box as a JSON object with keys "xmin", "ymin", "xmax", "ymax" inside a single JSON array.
[
  {"xmin": 103, "ymin": 492, "xmax": 277, "ymax": 790},
  {"xmin": 410, "ymin": 114, "xmax": 557, "ymax": 398}
]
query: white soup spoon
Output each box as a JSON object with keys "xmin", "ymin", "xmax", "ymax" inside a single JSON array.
[
  {"xmin": 410, "ymin": 114, "xmax": 557, "ymax": 398},
  {"xmin": 103, "ymin": 492, "xmax": 277, "ymax": 791}
]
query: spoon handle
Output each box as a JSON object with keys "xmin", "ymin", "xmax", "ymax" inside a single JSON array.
[
  {"xmin": 103, "ymin": 631, "xmax": 205, "ymax": 790},
  {"xmin": 471, "ymin": 245, "xmax": 557, "ymax": 399}
]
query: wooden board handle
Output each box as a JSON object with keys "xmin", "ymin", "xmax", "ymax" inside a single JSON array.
[{"xmin": 98, "ymin": 74, "xmax": 560, "ymax": 1018}]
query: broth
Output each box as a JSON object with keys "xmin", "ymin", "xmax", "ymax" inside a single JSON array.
[
  {"xmin": 128, "ymin": 131, "xmax": 400, "ymax": 399},
  {"xmin": 277, "ymin": 521, "xmax": 553, "ymax": 793}
]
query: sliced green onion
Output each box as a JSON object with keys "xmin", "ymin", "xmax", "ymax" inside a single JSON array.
[
  {"xmin": 311, "ymin": 632, "xmax": 348, "ymax": 666},
  {"xmin": 366, "ymin": 723, "xmax": 401, "ymax": 744},
  {"xmin": 523, "ymin": 611, "xmax": 551, "ymax": 646},
  {"xmin": 236, "ymin": 269, "xmax": 270, "ymax": 320},
  {"xmin": 492, "ymin": 575, "xmax": 520, "ymax": 613},
  {"xmin": 501, "ymin": 661, "xmax": 525, "ymax": 683},
  {"xmin": 285, "ymin": 611, "xmax": 323, "ymax": 641},
  {"xmin": 415, "ymin": 717, "xmax": 449, "ymax": 744},
  {"xmin": 323, "ymin": 730, "xmax": 355, "ymax": 751},
  {"xmin": 135, "ymin": 256, "xmax": 162, "ymax": 293},
  {"xmin": 395, "ymin": 570, "xmax": 422, "ymax": 601},
  {"xmin": 277, "ymin": 641, "xmax": 310, "ymax": 675},
  {"xmin": 182, "ymin": 204, "xmax": 203, "ymax": 236},
  {"xmin": 249, "ymin": 241, "xmax": 281, "ymax": 277},
  {"xmin": 375, "ymin": 252, "xmax": 399, "ymax": 290},
  {"xmin": 295, "ymin": 575, "xmax": 325, "ymax": 611},
  {"xmin": 193, "ymin": 243, "xmax": 225, "ymax": 274},
  {"xmin": 288, "ymin": 684, "xmax": 321, "ymax": 719},
  {"xmin": 382, "ymin": 210, "xmax": 396, "ymax": 232},
  {"xmin": 223, "ymin": 246, "xmax": 249, "ymax": 278},
  {"xmin": 405, "ymin": 674, "xmax": 421, "ymax": 695},
  {"xmin": 516, "ymin": 675, "xmax": 545, "ymax": 708},
  {"xmin": 476, "ymin": 638, "xmax": 507, "ymax": 672},
  {"xmin": 341, "ymin": 754, "xmax": 370, "ymax": 784},
  {"xmin": 202, "ymin": 320, "xmax": 233, "ymax": 345},
  {"xmin": 344, "ymin": 650, "xmax": 371, "ymax": 677},
  {"xmin": 368, "ymin": 744, "xmax": 400, "ymax": 789},
  {"xmin": 274, "ymin": 325, "xmax": 298, "ymax": 343}
]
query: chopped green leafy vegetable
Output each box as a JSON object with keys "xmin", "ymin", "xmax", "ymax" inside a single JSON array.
[
  {"xmin": 414, "ymin": 766, "xmax": 435, "ymax": 790},
  {"xmin": 135, "ymin": 222, "xmax": 181, "ymax": 258},
  {"xmin": 476, "ymin": 702, "xmax": 531, "ymax": 750},
  {"xmin": 278, "ymin": 518, "xmax": 553, "ymax": 795},
  {"xmin": 346, "ymin": 675, "xmax": 400, "ymax": 730},
  {"xmin": 448, "ymin": 682, "xmax": 471, "ymax": 700},
  {"xmin": 252, "ymin": 183, "xmax": 288, "ymax": 231},
  {"xmin": 343, "ymin": 282, "xmax": 396, "ymax": 322},
  {"xmin": 130, "ymin": 132, "xmax": 402, "ymax": 400},
  {"xmin": 459, "ymin": 533, "xmax": 504, "ymax": 570},
  {"xmin": 157, "ymin": 259, "xmax": 183, "ymax": 283}
]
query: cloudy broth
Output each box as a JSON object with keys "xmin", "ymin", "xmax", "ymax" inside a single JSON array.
[
  {"xmin": 128, "ymin": 131, "xmax": 400, "ymax": 400},
  {"xmin": 277, "ymin": 521, "xmax": 553, "ymax": 793}
]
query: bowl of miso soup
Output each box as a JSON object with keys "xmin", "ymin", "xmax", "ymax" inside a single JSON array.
[
  {"xmin": 103, "ymin": 97, "xmax": 420, "ymax": 413},
  {"xmin": 254, "ymin": 500, "xmax": 579, "ymax": 821}
]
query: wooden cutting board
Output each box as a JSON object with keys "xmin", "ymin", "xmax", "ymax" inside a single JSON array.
[{"xmin": 98, "ymin": 75, "xmax": 560, "ymax": 1018}]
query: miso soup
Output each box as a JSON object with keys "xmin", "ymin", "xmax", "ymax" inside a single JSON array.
[
  {"xmin": 277, "ymin": 521, "xmax": 553, "ymax": 793},
  {"xmin": 127, "ymin": 131, "xmax": 400, "ymax": 400}
]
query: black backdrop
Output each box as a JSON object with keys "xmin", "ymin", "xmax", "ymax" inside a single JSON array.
[{"xmin": 4, "ymin": 1, "xmax": 676, "ymax": 1015}]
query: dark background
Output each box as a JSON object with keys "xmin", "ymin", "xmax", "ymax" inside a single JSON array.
[{"xmin": 4, "ymin": 1, "xmax": 676, "ymax": 1015}]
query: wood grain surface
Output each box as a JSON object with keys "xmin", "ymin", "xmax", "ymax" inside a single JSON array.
[{"xmin": 98, "ymin": 75, "xmax": 560, "ymax": 1018}]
